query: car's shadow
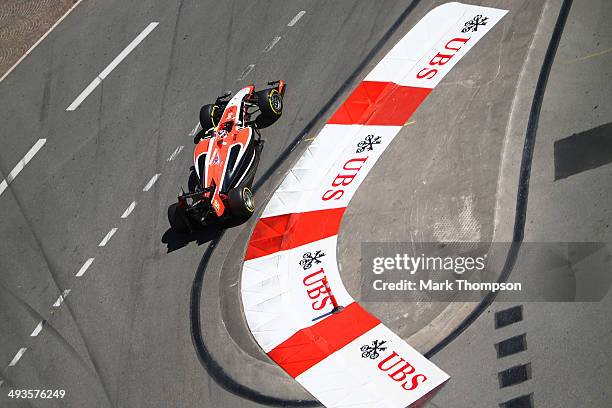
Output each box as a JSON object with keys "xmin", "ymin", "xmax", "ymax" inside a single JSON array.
[
  {"xmin": 161, "ymin": 216, "xmax": 250, "ymax": 253},
  {"xmin": 161, "ymin": 226, "xmax": 221, "ymax": 253}
]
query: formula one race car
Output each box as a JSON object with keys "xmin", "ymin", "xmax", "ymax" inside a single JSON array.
[{"xmin": 167, "ymin": 80, "xmax": 285, "ymax": 233}]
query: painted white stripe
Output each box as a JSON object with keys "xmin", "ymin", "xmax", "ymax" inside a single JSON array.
[
  {"xmin": 121, "ymin": 201, "xmax": 137, "ymax": 218},
  {"xmin": 98, "ymin": 228, "xmax": 118, "ymax": 247},
  {"xmin": 8, "ymin": 348, "xmax": 27, "ymax": 367},
  {"xmin": 30, "ymin": 320, "xmax": 45, "ymax": 337},
  {"xmin": 66, "ymin": 22, "xmax": 159, "ymax": 111},
  {"xmin": 167, "ymin": 145, "xmax": 184, "ymax": 161},
  {"xmin": 66, "ymin": 77, "xmax": 101, "ymax": 111},
  {"xmin": 262, "ymin": 36, "xmax": 282, "ymax": 52},
  {"xmin": 52, "ymin": 289, "xmax": 71, "ymax": 307},
  {"xmin": 143, "ymin": 173, "xmax": 160, "ymax": 191},
  {"xmin": 0, "ymin": 139, "xmax": 46, "ymax": 198},
  {"xmin": 238, "ymin": 64, "xmax": 255, "ymax": 81},
  {"xmin": 288, "ymin": 11, "xmax": 306, "ymax": 27},
  {"xmin": 75, "ymin": 257, "xmax": 95, "ymax": 277},
  {"xmin": 0, "ymin": 0, "xmax": 85, "ymax": 83},
  {"xmin": 189, "ymin": 122, "xmax": 201, "ymax": 137}
]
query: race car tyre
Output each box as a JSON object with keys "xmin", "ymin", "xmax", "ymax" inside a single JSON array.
[
  {"xmin": 227, "ymin": 186, "xmax": 255, "ymax": 218},
  {"xmin": 199, "ymin": 103, "xmax": 221, "ymax": 131},
  {"xmin": 188, "ymin": 168, "xmax": 199, "ymax": 193},
  {"xmin": 168, "ymin": 203, "xmax": 191, "ymax": 233},
  {"xmin": 254, "ymin": 88, "xmax": 283, "ymax": 129}
]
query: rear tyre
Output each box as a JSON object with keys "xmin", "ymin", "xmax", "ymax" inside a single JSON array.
[
  {"xmin": 254, "ymin": 88, "xmax": 283, "ymax": 129},
  {"xmin": 227, "ymin": 186, "xmax": 255, "ymax": 219},
  {"xmin": 168, "ymin": 203, "xmax": 191, "ymax": 233},
  {"xmin": 188, "ymin": 169, "xmax": 199, "ymax": 193},
  {"xmin": 200, "ymin": 103, "xmax": 221, "ymax": 131}
]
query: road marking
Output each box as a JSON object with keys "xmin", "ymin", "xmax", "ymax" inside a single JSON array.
[
  {"xmin": 121, "ymin": 201, "xmax": 137, "ymax": 218},
  {"xmin": 0, "ymin": 0, "xmax": 85, "ymax": 83},
  {"xmin": 238, "ymin": 64, "xmax": 255, "ymax": 81},
  {"xmin": 52, "ymin": 289, "xmax": 71, "ymax": 307},
  {"xmin": 98, "ymin": 228, "xmax": 118, "ymax": 247},
  {"xmin": 189, "ymin": 122, "xmax": 201, "ymax": 137},
  {"xmin": 8, "ymin": 348, "xmax": 27, "ymax": 367},
  {"xmin": 143, "ymin": 173, "xmax": 160, "ymax": 191},
  {"xmin": 0, "ymin": 139, "xmax": 46, "ymax": 198},
  {"xmin": 288, "ymin": 11, "xmax": 306, "ymax": 27},
  {"xmin": 66, "ymin": 22, "xmax": 159, "ymax": 111},
  {"xmin": 263, "ymin": 36, "xmax": 282, "ymax": 52},
  {"xmin": 562, "ymin": 46, "xmax": 612, "ymax": 64},
  {"xmin": 75, "ymin": 257, "xmax": 95, "ymax": 277},
  {"xmin": 30, "ymin": 320, "xmax": 46, "ymax": 337},
  {"xmin": 167, "ymin": 145, "xmax": 184, "ymax": 161}
]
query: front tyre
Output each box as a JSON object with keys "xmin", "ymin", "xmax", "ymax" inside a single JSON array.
[
  {"xmin": 227, "ymin": 186, "xmax": 255, "ymax": 219},
  {"xmin": 200, "ymin": 103, "xmax": 221, "ymax": 131},
  {"xmin": 168, "ymin": 203, "xmax": 191, "ymax": 233},
  {"xmin": 255, "ymin": 88, "xmax": 283, "ymax": 129}
]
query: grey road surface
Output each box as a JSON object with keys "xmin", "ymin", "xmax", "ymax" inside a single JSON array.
[{"xmin": 0, "ymin": 0, "xmax": 610, "ymax": 407}]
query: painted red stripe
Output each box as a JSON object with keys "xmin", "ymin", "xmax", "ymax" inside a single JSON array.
[
  {"xmin": 245, "ymin": 207, "xmax": 346, "ymax": 261},
  {"xmin": 327, "ymin": 81, "xmax": 431, "ymax": 126},
  {"xmin": 267, "ymin": 302, "xmax": 380, "ymax": 378}
]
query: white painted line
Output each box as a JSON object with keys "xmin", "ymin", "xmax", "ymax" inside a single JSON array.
[
  {"xmin": 30, "ymin": 320, "xmax": 46, "ymax": 337},
  {"xmin": 66, "ymin": 77, "xmax": 101, "ymax": 111},
  {"xmin": 66, "ymin": 22, "xmax": 159, "ymax": 111},
  {"xmin": 189, "ymin": 122, "xmax": 201, "ymax": 137},
  {"xmin": 0, "ymin": 139, "xmax": 46, "ymax": 198},
  {"xmin": 52, "ymin": 289, "xmax": 71, "ymax": 307},
  {"xmin": 167, "ymin": 146, "xmax": 184, "ymax": 161},
  {"xmin": 121, "ymin": 201, "xmax": 137, "ymax": 218},
  {"xmin": 0, "ymin": 0, "xmax": 85, "ymax": 83},
  {"xmin": 98, "ymin": 228, "xmax": 118, "ymax": 247},
  {"xmin": 143, "ymin": 173, "xmax": 160, "ymax": 191},
  {"xmin": 238, "ymin": 64, "xmax": 255, "ymax": 81},
  {"xmin": 8, "ymin": 348, "xmax": 27, "ymax": 367},
  {"xmin": 262, "ymin": 36, "xmax": 282, "ymax": 52},
  {"xmin": 288, "ymin": 11, "xmax": 306, "ymax": 27},
  {"xmin": 75, "ymin": 257, "xmax": 95, "ymax": 277}
]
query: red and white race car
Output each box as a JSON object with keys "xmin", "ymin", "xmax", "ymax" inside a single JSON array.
[{"xmin": 167, "ymin": 80, "xmax": 285, "ymax": 232}]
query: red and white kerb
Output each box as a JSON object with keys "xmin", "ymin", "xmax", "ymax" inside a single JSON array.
[{"xmin": 241, "ymin": 3, "xmax": 507, "ymax": 407}]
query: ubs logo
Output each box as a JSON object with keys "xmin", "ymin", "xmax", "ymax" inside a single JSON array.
[{"xmin": 360, "ymin": 340, "xmax": 429, "ymax": 392}]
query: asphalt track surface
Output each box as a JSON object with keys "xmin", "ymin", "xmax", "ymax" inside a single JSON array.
[{"xmin": 1, "ymin": 0, "xmax": 611, "ymax": 407}]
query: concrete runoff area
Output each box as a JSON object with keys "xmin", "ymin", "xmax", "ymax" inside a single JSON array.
[{"xmin": 0, "ymin": 0, "xmax": 610, "ymax": 407}]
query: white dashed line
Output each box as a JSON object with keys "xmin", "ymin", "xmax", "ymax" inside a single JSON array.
[
  {"xmin": 75, "ymin": 257, "xmax": 95, "ymax": 277},
  {"xmin": 288, "ymin": 11, "xmax": 306, "ymax": 27},
  {"xmin": 98, "ymin": 228, "xmax": 118, "ymax": 247},
  {"xmin": 263, "ymin": 36, "xmax": 282, "ymax": 52},
  {"xmin": 66, "ymin": 22, "xmax": 159, "ymax": 111},
  {"xmin": 238, "ymin": 64, "xmax": 255, "ymax": 81},
  {"xmin": 121, "ymin": 201, "xmax": 137, "ymax": 218},
  {"xmin": 143, "ymin": 174, "xmax": 160, "ymax": 191},
  {"xmin": 9, "ymin": 348, "xmax": 27, "ymax": 367},
  {"xmin": 30, "ymin": 320, "xmax": 46, "ymax": 337},
  {"xmin": 0, "ymin": 139, "xmax": 46, "ymax": 198},
  {"xmin": 52, "ymin": 289, "xmax": 71, "ymax": 307},
  {"xmin": 167, "ymin": 146, "xmax": 184, "ymax": 161},
  {"xmin": 189, "ymin": 122, "xmax": 201, "ymax": 137}
]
